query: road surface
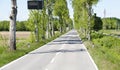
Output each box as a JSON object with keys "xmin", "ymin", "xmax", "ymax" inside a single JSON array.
[{"xmin": 0, "ymin": 30, "xmax": 98, "ymax": 70}]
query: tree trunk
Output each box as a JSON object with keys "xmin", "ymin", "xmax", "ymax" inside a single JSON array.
[
  {"xmin": 86, "ymin": 2, "xmax": 92, "ymax": 41},
  {"xmin": 46, "ymin": 23, "xmax": 49, "ymax": 39},
  {"xmin": 34, "ymin": 20, "xmax": 39, "ymax": 42},
  {"xmin": 9, "ymin": 0, "xmax": 17, "ymax": 50},
  {"xmin": 51, "ymin": 22, "xmax": 54, "ymax": 36}
]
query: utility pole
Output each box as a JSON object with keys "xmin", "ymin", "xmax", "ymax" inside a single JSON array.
[
  {"xmin": 9, "ymin": 0, "xmax": 17, "ymax": 50},
  {"xmin": 103, "ymin": 9, "xmax": 106, "ymax": 30},
  {"xmin": 104, "ymin": 9, "xmax": 106, "ymax": 18}
]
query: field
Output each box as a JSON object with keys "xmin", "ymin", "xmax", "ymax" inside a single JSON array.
[
  {"xmin": 0, "ymin": 31, "xmax": 30, "ymax": 39},
  {"xmin": 100, "ymin": 30, "xmax": 120, "ymax": 36},
  {"xmin": 0, "ymin": 31, "xmax": 31, "ymax": 67},
  {"xmin": 0, "ymin": 31, "xmax": 31, "ymax": 47}
]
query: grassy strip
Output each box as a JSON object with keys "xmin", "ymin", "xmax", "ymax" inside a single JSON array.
[
  {"xmin": 100, "ymin": 30, "xmax": 120, "ymax": 35},
  {"xmin": 0, "ymin": 33, "xmax": 62, "ymax": 67},
  {"xmin": 84, "ymin": 33, "xmax": 120, "ymax": 70}
]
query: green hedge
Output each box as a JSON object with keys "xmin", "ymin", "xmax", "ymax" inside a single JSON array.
[{"xmin": 0, "ymin": 21, "xmax": 30, "ymax": 31}]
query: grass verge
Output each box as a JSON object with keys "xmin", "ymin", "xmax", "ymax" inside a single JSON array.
[
  {"xmin": 84, "ymin": 33, "xmax": 120, "ymax": 70},
  {"xmin": 0, "ymin": 33, "xmax": 62, "ymax": 67}
]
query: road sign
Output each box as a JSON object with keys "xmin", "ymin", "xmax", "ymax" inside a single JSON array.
[{"xmin": 27, "ymin": 0, "xmax": 44, "ymax": 9}]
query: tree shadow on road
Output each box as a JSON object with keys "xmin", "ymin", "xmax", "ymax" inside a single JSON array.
[
  {"xmin": 29, "ymin": 48, "xmax": 86, "ymax": 55},
  {"xmin": 47, "ymin": 39, "xmax": 83, "ymax": 45}
]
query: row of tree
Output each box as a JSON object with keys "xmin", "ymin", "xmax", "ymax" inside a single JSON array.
[
  {"xmin": 102, "ymin": 17, "xmax": 120, "ymax": 30},
  {"xmin": 72, "ymin": 0, "xmax": 120, "ymax": 40},
  {"xmin": 3, "ymin": 0, "xmax": 73, "ymax": 51},
  {"xmin": 0, "ymin": 21, "xmax": 29, "ymax": 31},
  {"xmin": 72, "ymin": 0, "xmax": 99, "ymax": 40},
  {"xmin": 27, "ymin": 0, "xmax": 73, "ymax": 42}
]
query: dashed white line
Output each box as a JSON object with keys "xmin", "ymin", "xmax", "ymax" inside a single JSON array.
[
  {"xmin": 56, "ymin": 52, "xmax": 61, "ymax": 55},
  {"xmin": 50, "ymin": 58, "xmax": 55, "ymax": 63},
  {"xmin": 45, "ymin": 68, "xmax": 48, "ymax": 70}
]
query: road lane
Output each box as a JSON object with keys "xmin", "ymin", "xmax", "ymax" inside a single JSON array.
[{"xmin": 0, "ymin": 30, "xmax": 98, "ymax": 70}]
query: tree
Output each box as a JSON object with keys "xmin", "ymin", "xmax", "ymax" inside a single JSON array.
[
  {"xmin": 72, "ymin": 0, "xmax": 99, "ymax": 40},
  {"xmin": 54, "ymin": 0, "xmax": 70, "ymax": 33},
  {"xmin": 102, "ymin": 17, "xmax": 120, "ymax": 30},
  {"xmin": 92, "ymin": 13, "xmax": 103, "ymax": 31},
  {"xmin": 28, "ymin": 10, "xmax": 41, "ymax": 42},
  {"xmin": 9, "ymin": 0, "xmax": 17, "ymax": 50}
]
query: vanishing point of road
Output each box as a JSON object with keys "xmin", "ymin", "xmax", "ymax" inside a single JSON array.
[{"xmin": 0, "ymin": 30, "xmax": 98, "ymax": 70}]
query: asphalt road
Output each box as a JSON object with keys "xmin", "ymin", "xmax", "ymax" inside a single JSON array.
[{"xmin": 0, "ymin": 30, "xmax": 98, "ymax": 70}]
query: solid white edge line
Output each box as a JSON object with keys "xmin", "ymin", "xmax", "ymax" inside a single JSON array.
[
  {"xmin": 82, "ymin": 44, "xmax": 99, "ymax": 70},
  {"xmin": 76, "ymin": 30, "xmax": 99, "ymax": 70},
  {"xmin": 0, "ymin": 54, "xmax": 28, "ymax": 69}
]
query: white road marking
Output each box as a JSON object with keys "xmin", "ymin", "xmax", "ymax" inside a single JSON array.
[
  {"xmin": 50, "ymin": 58, "xmax": 55, "ymax": 63},
  {"xmin": 56, "ymin": 52, "xmax": 61, "ymax": 55},
  {"xmin": 45, "ymin": 68, "xmax": 48, "ymax": 70},
  {"xmin": 81, "ymin": 44, "xmax": 98, "ymax": 70},
  {"xmin": 0, "ymin": 54, "xmax": 28, "ymax": 69}
]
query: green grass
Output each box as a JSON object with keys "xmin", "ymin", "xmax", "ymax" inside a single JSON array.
[
  {"xmin": 0, "ymin": 33, "xmax": 61, "ymax": 67},
  {"xmin": 100, "ymin": 29, "xmax": 120, "ymax": 35},
  {"xmin": 84, "ymin": 34, "xmax": 120, "ymax": 70}
]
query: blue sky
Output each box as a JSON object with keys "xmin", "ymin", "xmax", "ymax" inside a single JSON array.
[
  {"xmin": 93, "ymin": 0, "xmax": 120, "ymax": 18},
  {"xmin": 0, "ymin": 0, "xmax": 28, "ymax": 21},
  {"xmin": 0, "ymin": 0, "xmax": 120, "ymax": 21}
]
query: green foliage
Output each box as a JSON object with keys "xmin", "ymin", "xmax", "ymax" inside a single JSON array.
[
  {"xmin": 0, "ymin": 34, "xmax": 8, "ymax": 49},
  {"xmin": 0, "ymin": 21, "xmax": 30, "ymax": 31},
  {"xmin": 16, "ymin": 21, "xmax": 30, "ymax": 31},
  {"xmin": 90, "ymin": 34, "xmax": 120, "ymax": 70},
  {"xmin": 0, "ymin": 21, "xmax": 9, "ymax": 31},
  {"xmin": 73, "ymin": 0, "xmax": 99, "ymax": 39},
  {"xmin": 102, "ymin": 17, "xmax": 120, "ymax": 30},
  {"xmin": 54, "ymin": 0, "xmax": 70, "ymax": 32},
  {"xmin": 0, "ymin": 0, "xmax": 72, "ymax": 67},
  {"xmin": 92, "ymin": 14, "xmax": 103, "ymax": 31},
  {"xmin": 91, "ymin": 32, "xmax": 104, "ymax": 40}
]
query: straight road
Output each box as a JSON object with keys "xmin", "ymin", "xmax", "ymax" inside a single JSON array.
[{"xmin": 0, "ymin": 30, "xmax": 98, "ymax": 70}]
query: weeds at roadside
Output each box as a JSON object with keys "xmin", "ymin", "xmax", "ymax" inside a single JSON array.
[
  {"xmin": 0, "ymin": 34, "xmax": 8, "ymax": 50},
  {"xmin": 84, "ymin": 31, "xmax": 120, "ymax": 70},
  {"xmin": 0, "ymin": 32, "xmax": 62, "ymax": 67}
]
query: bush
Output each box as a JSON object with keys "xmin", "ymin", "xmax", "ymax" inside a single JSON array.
[
  {"xmin": 0, "ymin": 21, "xmax": 30, "ymax": 31},
  {"xmin": 91, "ymin": 32, "xmax": 104, "ymax": 40},
  {"xmin": 0, "ymin": 21, "xmax": 9, "ymax": 31}
]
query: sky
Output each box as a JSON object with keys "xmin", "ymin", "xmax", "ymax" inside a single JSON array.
[
  {"xmin": 67, "ymin": 0, "xmax": 74, "ymax": 19},
  {"xmin": 93, "ymin": 0, "xmax": 120, "ymax": 18},
  {"xmin": 0, "ymin": 0, "xmax": 120, "ymax": 21},
  {"xmin": 0, "ymin": 0, "xmax": 29, "ymax": 21}
]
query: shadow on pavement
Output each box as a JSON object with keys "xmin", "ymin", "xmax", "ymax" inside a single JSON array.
[
  {"xmin": 47, "ymin": 39, "xmax": 83, "ymax": 45},
  {"xmin": 29, "ymin": 49, "xmax": 86, "ymax": 54}
]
